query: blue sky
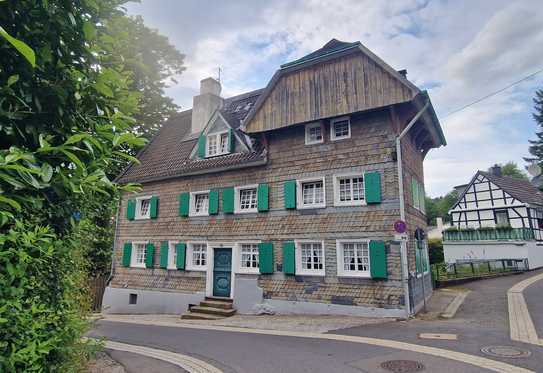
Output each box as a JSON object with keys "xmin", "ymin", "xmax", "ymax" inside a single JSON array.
[{"xmin": 127, "ymin": 0, "xmax": 543, "ymax": 197}]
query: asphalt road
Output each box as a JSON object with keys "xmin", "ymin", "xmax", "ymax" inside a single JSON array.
[
  {"xmin": 524, "ymin": 274, "xmax": 543, "ymax": 339},
  {"xmin": 90, "ymin": 320, "xmax": 490, "ymax": 373}
]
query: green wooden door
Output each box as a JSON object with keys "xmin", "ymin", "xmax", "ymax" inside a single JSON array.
[{"xmin": 213, "ymin": 248, "xmax": 232, "ymax": 297}]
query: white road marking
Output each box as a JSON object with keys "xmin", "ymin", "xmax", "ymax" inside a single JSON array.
[
  {"xmin": 441, "ymin": 290, "xmax": 470, "ymax": 319},
  {"xmin": 507, "ymin": 272, "xmax": 543, "ymax": 346},
  {"xmin": 101, "ymin": 315, "xmax": 534, "ymax": 373}
]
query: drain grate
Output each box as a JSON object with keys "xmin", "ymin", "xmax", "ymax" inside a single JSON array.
[
  {"xmin": 481, "ymin": 346, "xmax": 532, "ymax": 359},
  {"xmin": 381, "ymin": 360, "xmax": 425, "ymax": 373}
]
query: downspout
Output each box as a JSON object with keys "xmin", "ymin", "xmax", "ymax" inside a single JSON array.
[{"xmin": 396, "ymin": 100, "xmax": 430, "ymax": 318}]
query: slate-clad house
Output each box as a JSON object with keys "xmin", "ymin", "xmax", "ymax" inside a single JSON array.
[
  {"xmin": 102, "ymin": 39, "xmax": 446, "ymax": 317},
  {"xmin": 444, "ymin": 165, "xmax": 543, "ymax": 269}
]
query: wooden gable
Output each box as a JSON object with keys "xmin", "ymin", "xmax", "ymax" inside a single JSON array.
[{"xmin": 244, "ymin": 48, "xmax": 419, "ymax": 133}]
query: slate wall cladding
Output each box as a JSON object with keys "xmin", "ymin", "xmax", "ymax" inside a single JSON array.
[{"xmin": 112, "ymin": 108, "xmax": 425, "ymax": 309}]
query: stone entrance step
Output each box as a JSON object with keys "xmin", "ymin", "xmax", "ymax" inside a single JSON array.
[{"xmin": 181, "ymin": 297, "xmax": 236, "ymax": 320}]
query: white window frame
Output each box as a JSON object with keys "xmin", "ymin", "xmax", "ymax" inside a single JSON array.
[
  {"xmin": 130, "ymin": 241, "xmax": 147, "ymax": 268},
  {"xmin": 135, "ymin": 196, "xmax": 152, "ymax": 220},
  {"xmin": 167, "ymin": 241, "xmax": 178, "ymax": 270},
  {"xmin": 186, "ymin": 242, "xmax": 208, "ymax": 271},
  {"xmin": 336, "ymin": 239, "xmax": 371, "ymax": 278},
  {"xmin": 330, "ymin": 116, "xmax": 351, "ymax": 141},
  {"xmin": 333, "ymin": 173, "xmax": 366, "ymax": 206},
  {"xmin": 189, "ymin": 190, "xmax": 210, "ymax": 217},
  {"xmin": 206, "ymin": 130, "xmax": 230, "ymax": 158},
  {"xmin": 295, "ymin": 240, "xmax": 326, "ymax": 276},
  {"xmin": 297, "ymin": 177, "xmax": 326, "ymax": 209},
  {"xmin": 235, "ymin": 241, "xmax": 261, "ymax": 274},
  {"xmin": 305, "ymin": 122, "xmax": 324, "ymax": 145},
  {"xmin": 234, "ymin": 184, "xmax": 258, "ymax": 214}
]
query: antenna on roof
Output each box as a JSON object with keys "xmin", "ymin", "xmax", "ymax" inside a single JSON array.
[{"xmin": 217, "ymin": 67, "xmax": 222, "ymax": 83}]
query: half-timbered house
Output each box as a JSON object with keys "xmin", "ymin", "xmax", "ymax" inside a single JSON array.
[
  {"xmin": 444, "ymin": 165, "xmax": 543, "ymax": 268},
  {"xmin": 102, "ymin": 39, "xmax": 446, "ymax": 318}
]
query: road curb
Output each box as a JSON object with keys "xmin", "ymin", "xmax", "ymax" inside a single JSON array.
[{"xmin": 440, "ymin": 290, "xmax": 470, "ymax": 319}]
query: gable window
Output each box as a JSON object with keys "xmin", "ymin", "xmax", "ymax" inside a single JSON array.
[
  {"xmin": 305, "ymin": 122, "xmax": 324, "ymax": 145},
  {"xmin": 206, "ymin": 131, "xmax": 229, "ymax": 157},
  {"xmin": 135, "ymin": 196, "xmax": 152, "ymax": 220},
  {"xmin": 190, "ymin": 191, "xmax": 209, "ymax": 216},
  {"xmin": 131, "ymin": 242, "xmax": 147, "ymax": 268},
  {"xmin": 495, "ymin": 210, "xmax": 510, "ymax": 226},
  {"xmin": 334, "ymin": 175, "xmax": 365, "ymax": 206},
  {"xmin": 238, "ymin": 243, "xmax": 259, "ymax": 273},
  {"xmin": 330, "ymin": 117, "xmax": 351, "ymax": 141},
  {"xmin": 297, "ymin": 177, "xmax": 326, "ymax": 209},
  {"xmin": 167, "ymin": 242, "xmax": 177, "ymax": 270},
  {"xmin": 235, "ymin": 185, "xmax": 258, "ymax": 213},
  {"xmin": 337, "ymin": 240, "xmax": 370, "ymax": 277},
  {"xmin": 187, "ymin": 243, "xmax": 207, "ymax": 271},
  {"xmin": 296, "ymin": 241, "xmax": 325, "ymax": 276}
]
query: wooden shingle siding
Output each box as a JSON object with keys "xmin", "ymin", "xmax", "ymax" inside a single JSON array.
[{"xmin": 246, "ymin": 53, "xmax": 416, "ymax": 133}]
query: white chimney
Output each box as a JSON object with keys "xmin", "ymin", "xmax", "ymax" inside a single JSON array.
[{"xmin": 191, "ymin": 77, "xmax": 223, "ymax": 134}]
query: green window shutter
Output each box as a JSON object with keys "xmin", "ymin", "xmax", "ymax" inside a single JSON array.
[
  {"xmin": 369, "ymin": 240, "xmax": 387, "ymax": 279},
  {"xmin": 149, "ymin": 196, "xmax": 159, "ymax": 219},
  {"xmin": 419, "ymin": 184, "xmax": 426, "ymax": 213},
  {"xmin": 122, "ymin": 242, "xmax": 132, "ymax": 267},
  {"xmin": 422, "ymin": 247, "xmax": 428, "ymax": 272},
  {"xmin": 159, "ymin": 241, "xmax": 169, "ymax": 269},
  {"xmin": 258, "ymin": 242, "xmax": 274, "ymax": 274},
  {"xmin": 179, "ymin": 192, "xmax": 190, "ymax": 217},
  {"xmin": 257, "ymin": 183, "xmax": 269, "ymax": 212},
  {"xmin": 176, "ymin": 242, "xmax": 186, "ymax": 270},
  {"xmin": 282, "ymin": 241, "xmax": 296, "ymax": 275},
  {"xmin": 145, "ymin": 242, "xmax": 155, "ymax": 268},
  {"xmin": 209, "ymin": 190, "xmax": 219, "ymax": 215},
  {"xmin": 126, "ymin": 199, "xmax": 136, "ymax": 220},
  {"xmin": 197, "ymin": 135, "xmax": 206, "ymax": 158},
  {"xmin": 415, "ymin": 241, "xmax": 422, "ymax": 273},
  {"xmin": 364, "ymin": 172, "xmax": 382, "ymax": 204},
  {"xmin": 228, "ymin": 128, "xmax": 235, "ymax": 153},
  {"xmin": 284, "ymin": 180, "xmax": 296, "ymax": 209},
  {"xmin": 412, "ymin": 178, "xmax": 419, "ymax": 209},
  {"xmin": 222, "ymin": 187, "xmax": 234, "ymax": 214}
]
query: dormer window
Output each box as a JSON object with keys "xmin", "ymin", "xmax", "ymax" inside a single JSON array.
[
  {"xmin": 206, "ymin": 131, "xmax": 229, "ymax": 157},
  {"xmin": 331, "ymin": 117, "xmax": 351, "ymax": 141},
  {"xmin": 305, "ymin": 122, "xmax": 324, "ymax": 145}
]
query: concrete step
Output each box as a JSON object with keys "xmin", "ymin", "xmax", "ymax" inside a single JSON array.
[
  {"xmin": 190, "ymin": 306, "xmax": 237, "ymax": 317},
  {"xmin": 180, "ymin": 312, "xmax": 224, "ymax": 320},
  {"xmin": 200, "ymin": 300, "xmax": 234, "ymax": 310},
  {"xmin": 205, "ymin": 296, "xmax": 233, "ymax": 303}
]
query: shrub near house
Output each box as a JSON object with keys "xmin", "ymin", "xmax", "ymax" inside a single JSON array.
[{"xmin": 104, "ymin": 39, "xmax": 446, "ymax": 317}]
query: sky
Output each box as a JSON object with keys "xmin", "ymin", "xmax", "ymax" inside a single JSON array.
[{"xmin": 126, "ymin": 0, "xmax": 543, "ymax": 197}]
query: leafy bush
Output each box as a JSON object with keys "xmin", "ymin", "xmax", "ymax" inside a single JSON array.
[{"xmin": 428, "ymin": 238, "xmax": 444, "ymax": 264}]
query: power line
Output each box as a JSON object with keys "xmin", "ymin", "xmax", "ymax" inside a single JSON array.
[{"xmin": 441, "ymin": 67, "xmax": 543, "ymax": 119}]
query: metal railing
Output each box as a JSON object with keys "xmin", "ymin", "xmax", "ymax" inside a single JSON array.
[
  {"xmin": 443, "ymin": 227, "xmax": 534, "ymax": 242},
  {"xmin": 432, "ymin": 259, "xmax": 528, "ymax": 284}
]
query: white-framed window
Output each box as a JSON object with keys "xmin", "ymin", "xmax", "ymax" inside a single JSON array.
[
  {"xmin": 190, "ymin": 191, "xmax": 210, "ymax": 216},
  {"xmin": 330, "ymin": 117, "xmax": 351, "ymax": 141},
  {"xmin": 333, "ymin": 174, "xmax": 365, "ymax": 206},
  {"xmin": 135, "ymin": 196, "xmax": 152, "ymax": 220},
  {"xmin": 238, "ymin": 243, "xmax": 259, "ymax": 273},
  {"xmin": 305, "ymin": 122, "xmax": 324, "ymax": 145},
  {"xmin": 235, "ymin": 185, "xmax": 258, "ymax": 213},
  {"xmin": 187, "ymin": 242, "xmax": 207, "ymax": 271},
  {"xmin": 167, "ymin": 241, "xmax": 177, "ymax": 270},
  {"xmin": 336, "ymin": 240, "xmax": 370, "ymax": 277},
  {"xmin": 297, "ymin": 177, "xmax": 326, "ymax": 209},
  {"xmin": 295, "ymin": 240, "xmax": 325, "ymax": 276},
  {"xmin": 131, "ymin": 242, "xmax": 147, "ymax": 268},
  {"xmin": 206, "ymin": 131, "xmax": 229, "ymax": 157}
]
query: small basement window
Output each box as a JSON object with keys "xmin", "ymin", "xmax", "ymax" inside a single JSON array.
[
  {"xmin": 129, "ymin": 293, "xmax": 137, "ymax": 305},
  {"xmin": 330, "ymin": 117, "xmax": 351, "ymax": 141},
  {"xmin": 305, "ymin": 122, "xmax": 324, "ymax": 145}
]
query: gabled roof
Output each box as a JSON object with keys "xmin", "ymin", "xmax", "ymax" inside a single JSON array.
[
  {"xmin": 479, "ymin": 171, "xmax": 543, "ymax": 207},
  {"xmin": 116, "ymin": 91, "xmax": 266, "ymax": 184},
  {"xmin": 280, "ymin": 39, "xmax": 361, "ymax": 69}
]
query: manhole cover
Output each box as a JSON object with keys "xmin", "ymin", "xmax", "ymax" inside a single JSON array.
[
  {"xmin": 380, "ymin": 360, "xmax": 425, "ymax": 373},
  {"xmin": 481, "ymin": 346, "xmax": 531, "ymax": 358}
]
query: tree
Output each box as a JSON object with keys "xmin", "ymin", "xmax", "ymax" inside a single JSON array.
[
  {"xmin": 0, "ymin": 1, "xmax": 145, "ymax": 370},
  {"xmin": 488, "ymin": 162, "xmax": 528, "ymax": 180},
  {"xmin": 101, "ymin": 14, "xmax": 185, "ymax": 139},
  {"xmin": 526, "ymin": 88, "xmax": 543, "ymax": 165},
  {"xmin": 425, "ymin": 190, "xmax": 458, "ymax": 225}
]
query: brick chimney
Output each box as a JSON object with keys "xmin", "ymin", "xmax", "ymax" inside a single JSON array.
[
  {"xmin": 490, "ymin": 164, "xmax": 502, "ymax": 177},
  {"xmin": 191, "ymin": 77, "xmax": 223, "ymax": 134}
]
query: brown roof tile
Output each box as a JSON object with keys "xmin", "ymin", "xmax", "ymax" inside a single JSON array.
[{"xmin": 480, "ymin": 171, "xmax": 543, "ymax": 207}]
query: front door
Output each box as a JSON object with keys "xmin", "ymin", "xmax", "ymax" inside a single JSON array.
[{"xmin": 213, "ymin": 248, "xmax": 232, "ymax": 297}]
